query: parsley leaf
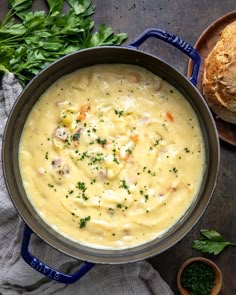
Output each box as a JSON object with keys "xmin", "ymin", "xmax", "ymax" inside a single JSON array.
[
  {"xmin": 47, "ymin": 0, "xmax": 64, "ymax": 16},
  {"xmin": 192, "ymin": 229, "xmax": 236, "ymax": 255},
  {"xmin": 67, "ymin": 0, "xmax": 95, "ymax": 16},
  {"xmin": 8, "ymin": 0, "xmax": 32, "ymax": 13},
  {"xmin": 89, "ymin": 23, "xmax": 127, "ymax": 47}
]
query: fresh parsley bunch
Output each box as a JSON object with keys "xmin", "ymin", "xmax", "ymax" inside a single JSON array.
[{"xmin": 0, "ymin": 0, "xmax": 128, "ymax": 84}]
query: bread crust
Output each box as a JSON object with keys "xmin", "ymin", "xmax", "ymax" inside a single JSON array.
[{"xmin": 203, "ymin": 20, "xmax": 236, "ymax": 124}]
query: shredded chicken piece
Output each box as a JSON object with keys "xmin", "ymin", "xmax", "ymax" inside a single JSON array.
[
  {"xmin": 51, "ymin": 158, "xmax": 69, "ymax": 175},
  {"xmin": 54, "ymin": 127, "xmax": 68, "ymax": 141}
]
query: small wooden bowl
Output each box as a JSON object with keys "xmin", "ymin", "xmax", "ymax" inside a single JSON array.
[{"xmin": 177, "ymin": 257, "xmax": 222, "ymax": 295}]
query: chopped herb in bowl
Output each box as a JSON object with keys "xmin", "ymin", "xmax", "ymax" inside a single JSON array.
[
  {"xmin": 177, "ymin": 257, "xmax": 222, "ymax": 295},
  {"xmin": 181, "ymin": 261, "xmax": 215, "ymax": 295}
]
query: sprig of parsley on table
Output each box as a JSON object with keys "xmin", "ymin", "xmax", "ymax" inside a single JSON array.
[
  {"xmin": 192, "ymin": 229, "xmax": 236, "ymax": 255},
  {"xmin": 0, "ymin": 0, "xmax": 127, "ymax": 85}
]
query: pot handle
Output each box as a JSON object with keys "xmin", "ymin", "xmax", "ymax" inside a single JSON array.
[
  {"xmin": 128, "ymin": 28, "xmax": 201, "ymax": 86},
  {"xmin": 21, "ymin": 225, "xmax": 94, "ymax": 284}
]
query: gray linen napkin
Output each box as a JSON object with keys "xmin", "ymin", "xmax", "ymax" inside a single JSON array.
[{"xmin": 0, "ymin": 73, "xmax": 174, "ymax": 295}]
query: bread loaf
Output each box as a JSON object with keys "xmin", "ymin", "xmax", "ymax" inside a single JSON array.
[{"xmin": 203, "ymin": 20, "xmax": 236, "ymax": 124}]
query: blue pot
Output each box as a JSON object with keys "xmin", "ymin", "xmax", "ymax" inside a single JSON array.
[{"xmin": 2, "ymin": 29, "xmax": 219, "ymax": 284}]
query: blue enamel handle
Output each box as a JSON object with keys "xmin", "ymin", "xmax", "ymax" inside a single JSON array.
[
  {"xmin": 21, "ymin": 225, "xmax": 94, "ymax": 284},
  {"xmin": 128, "ymin": 28, "xmax": 201, "ymax": 86}
]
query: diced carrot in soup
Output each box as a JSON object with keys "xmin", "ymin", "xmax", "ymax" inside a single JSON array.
[
  {"xmin": 166, "ymin": 111, "xmax": 174, "ymax": 122},
  {"xmin": 131, "ymin": 134, "xmax": 139, "ymax": 143}
]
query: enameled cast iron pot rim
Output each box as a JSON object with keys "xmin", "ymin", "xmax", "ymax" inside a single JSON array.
[{"xmin": 2, "ymin": 29, "xmax": 220, "ymax": 282}]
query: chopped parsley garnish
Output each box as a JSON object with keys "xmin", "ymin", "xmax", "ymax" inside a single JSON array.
[
  {"xmin": 79, "ymin": 216, "xmax": 91, "ymax": 228},
  {"xmin": 45, "ymin": 152, "xmax": 49, "ymax": 160},
  {"xmin": 154, "ymin": 139, "xmax": 161, "ymax": 146},
  {"xmin": 173, "ymin": 167, "xmax": 178, "ymax": 173},
  {"xmin": 184, "ymin": 147, "xmax": 190, "ymax": 153},
  {"xmin": 116, "ymin": 203, "xmax": 122, "ymax": 208},
  {"xmin": 112, "ymin": 148, "xmax": 120, "ymax": 164},
  {"xmin": 82, "ymin": 193, "xmax": 89, "ymax": 201},
  {"xmin": 76, "ymin": 182, "xmax": 87, "ymax": 192},
  {"xmin": 89, "ymin": 154, "xmax": 104, "ymax": 165},
  {"xmin": 90, "ymin": 178, "xmax": 96, "ymax": 184},
  {"xmin": 119, "ymin": 179, "xmax": 130, "ymax": 194},
  {"xmin": 87, "ymin": 129, "xmax": 91, "ymax": 136},
  {"xmin": 126, "ymin": 149, "xmax": 132, "ymax": 154},
  {"xmin": 64, "ymin": 139, "xmax": 71, "ymax": 146},
  {"xmin": 79, "ymin": 151, "xmax": 89, "ymax": 161},
  {"xmin": 147, "ymin": 170, "xmax": 156, "ymax": 176},
  {"xmin": 162, "ymin": 123, "xmax": 168, "ymax": 130},
  {"xmin": 113, "ymin": 157, "xmax": 119, "ymax": 164},
  {"xmin": 119, "ymin": 179, "xmax": 129, "ymax": 190},
  {"xmin": 76, "ymin": 182, "xmax": 89, "ymax": 200},
  {"xmin": 48, "ymin": 183, "xmax": 54, "ymax": 188},
  {"xmin": 96, "ymin": 137, "xmax": 107, "ymax": 147},
  {"xmin": 114, "ymin": 109, "xmax": 124, "ymax": 117},
  {"xmin": 72, "ymin": 132, "xmax": 81, "ymax": 141}
]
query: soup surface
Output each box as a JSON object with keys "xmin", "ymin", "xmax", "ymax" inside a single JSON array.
[{"xmin": 19, "ymin": 64, "xmax": 205, "ymax": 249}]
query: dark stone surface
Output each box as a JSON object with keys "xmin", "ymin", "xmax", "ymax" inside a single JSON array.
[{"xmin": 0, "ymin": 1, "xmax": 235, "ymax": 294}]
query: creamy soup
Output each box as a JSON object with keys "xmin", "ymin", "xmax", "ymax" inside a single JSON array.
[{"xmin": 19, "ymin": 64, "xmax": 205, "ymax": 249}]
